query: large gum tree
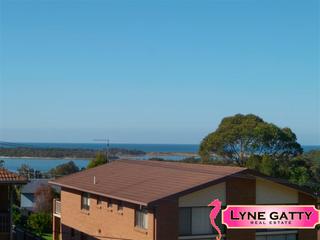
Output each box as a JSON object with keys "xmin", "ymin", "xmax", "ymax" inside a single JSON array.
[{"xmin": 199, "ymin": 114, "xmax": 303, "ymax": 166}]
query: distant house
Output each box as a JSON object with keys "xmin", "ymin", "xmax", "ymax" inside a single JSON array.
[
  {"xmin": 0, "ymin": 168, "xmax": 27, "ymax": 240},
  {"xmin": 50, "ymin": 160, "xmax": 319, "ymax": 240},
  {"xmin": 20, "ymin": 179, "xmax": 49, "ymax": 215}
]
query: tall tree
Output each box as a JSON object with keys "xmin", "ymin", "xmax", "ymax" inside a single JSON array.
[
  {"xmin": 48, "ymin": 161, "xmax": 79, "ymax": 177},
  {"xmin": 199, "ymin": 114, "xmax": 302, "ymax": 165},
  {"xmin": 87, "ymin": 152, "xmax": 108, "ymax": 169}
]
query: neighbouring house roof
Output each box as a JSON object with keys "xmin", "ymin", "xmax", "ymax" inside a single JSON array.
[
  {"xmin": 0, "ymin": 168, "xmax": 27, "ymax": 184},
  {"xmin": 50, "ymin": 160, "xmax": 246, "ymax": 206},
  {"xmin": 21, "ymin": 179, "xmax": 49, "ymax": 194}
]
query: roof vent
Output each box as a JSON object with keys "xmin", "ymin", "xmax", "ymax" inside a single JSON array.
[{"xmin": 94, "ymin": 176, "xmax": 96, "ymax": 184}]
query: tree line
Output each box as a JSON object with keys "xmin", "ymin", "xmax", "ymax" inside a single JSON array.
[{"xmin": 0, "ymin": 147, "xmax": 145, "ymax": 158}]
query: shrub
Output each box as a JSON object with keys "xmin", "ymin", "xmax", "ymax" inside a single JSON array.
[{"xmin": 27, "ymin": 212, "xmax": 52, "ymax": 236}]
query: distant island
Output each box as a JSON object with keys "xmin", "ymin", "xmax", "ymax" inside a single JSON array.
[{"xmin": 0, "ymin": 147, "xmax": 145, "ymax": 159}]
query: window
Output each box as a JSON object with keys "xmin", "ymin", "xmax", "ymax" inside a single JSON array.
[
  {"xmin": 81, "ymin": 192, "xmax": 90, "ymax": 211},
  {"xmin": 135, "ymin": 208, "xmax": 148, "ymax": 229},
  {"xmin": 179, "ymin": 208, "xmax": 191, "ymax": 235},
  {"xmin": 179, "ymin": 207, "xmax": 225, "ymax": 236},
  {"xmin": 97, "ymin": 196, "xmax": 102, "ymax": 205},
  {"xmin": 117, "ymin": 201, "xmax": 123, "ymax": 211},
  {"xmin": 256, "ymin": 235, "xmax": 296, "ymax": 240},
  {"xmin": 256, "ymin": 232, "xmax": 297, "ymax": 240},
  {"xmin": 191, "ymin": 207, "xmax": 213, "ymax": 235},
  {"xmin": 107, "ymin": 199, "xmax": 112, "ymax": 208}
]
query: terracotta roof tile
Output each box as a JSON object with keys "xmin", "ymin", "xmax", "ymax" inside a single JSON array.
[
  {"xmin": 0, "ymin": 168, "xmax": 27, "ymax": 183},
  {"xmin": 50, "ymin": 160, "xmax": 246, "ymax": 205}
]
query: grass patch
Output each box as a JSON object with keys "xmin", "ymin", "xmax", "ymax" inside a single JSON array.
[{"xmin": 42, "ymin": 233, "xmax": 52, "ymax": 240}]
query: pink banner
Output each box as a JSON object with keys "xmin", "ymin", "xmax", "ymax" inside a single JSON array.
[{"xmin": 222, "ymin": 205, "xmax": 320, "ymax": 229}]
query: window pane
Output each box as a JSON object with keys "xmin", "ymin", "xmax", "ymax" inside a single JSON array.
[
  {"xmin": 179, "ymin": 208, "xmax": 191, "ymax": 235},
  {"xmin": 192, "ymin": 207, "xmax": 212, "ymax": 235},
  {"xmin": 87, "ymin": 194, "xmax": 90, "ymax": 206},
  {"xmin": 81, "ymin": 193, "xmax": 90, "ymax": 210},
  {"xmin": 286, "ymin": 234, "xmax": 297, "ymax": 240},
  {"xmin": 135, "ymin": 208, "xmax": 148, "ymax": 229},
  {"xmin": 256, "ymin": 233, "xmax": 296, "ymax": 240},
  {"xmin": 118, "ymin": 201, "xmax": 123, "ymax": 211},
  {"xmin": 268, "ymin": 235, "xmax": 286, "ymax": 240},
  {"xmin": 256, "ymin": 237, "xmax": 267, "ymax": 240},
  {"xmin": 143, "ymin": 210, "xmax": 148, "ymax": 229},
  {"xmin": 107, "ymin": 199, "xmax": 112, "ymax": 208}
]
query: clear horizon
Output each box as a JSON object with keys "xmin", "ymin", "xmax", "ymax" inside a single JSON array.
[{"xmin": 1, "ymin": 0, "xmax": 319, "ymax": 145}]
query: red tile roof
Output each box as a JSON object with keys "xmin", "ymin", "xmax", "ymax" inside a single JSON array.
[
  {"xmin": 50, "ymin": 160, "xmax": 247, "ymax": 206},
  {"xmin": 0, "ymin": 168, "xmax": 27, "ymax": 183}
]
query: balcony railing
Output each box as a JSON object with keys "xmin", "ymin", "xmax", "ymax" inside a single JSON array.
[
  {"xmin": 0, "ymin": 213, "xmax": 10, "ymax": 233},
  {"xmin": 53, "ymin": 199, "xmax": 61, "ymax": 216}
]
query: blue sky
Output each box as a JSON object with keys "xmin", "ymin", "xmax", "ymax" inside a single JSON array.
[{"xmin": 0, "ymin": 0, "xmax": 319, "ymax": 144}]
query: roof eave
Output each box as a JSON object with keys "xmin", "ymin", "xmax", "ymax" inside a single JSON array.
[{"xmin": 49, "ymin": 181, "xmax": 149, "ymax": 206}]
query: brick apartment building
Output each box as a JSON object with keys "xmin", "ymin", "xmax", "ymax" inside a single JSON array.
[{"xmin": 50, "ymin": 160, "xmax": 319, "ymax": 240}]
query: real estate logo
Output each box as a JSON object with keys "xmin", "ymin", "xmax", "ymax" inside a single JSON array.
[{"xmin": 208, "ymin": 199, "xmax": 320, "ymax": 240}]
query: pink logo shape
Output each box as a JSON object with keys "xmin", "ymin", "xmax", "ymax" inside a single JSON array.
[
  {"xmin": 208, "ymin": 199, "xmax": 222, "ymax": 240},
  {"xmin": 222, "ymin": 205, "xmax": 320, "ymax": 229}
]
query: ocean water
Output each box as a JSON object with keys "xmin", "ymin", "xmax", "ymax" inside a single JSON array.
[{"xmin": 301, "ymin": 145, "xmax": 320, "ymax": 152}]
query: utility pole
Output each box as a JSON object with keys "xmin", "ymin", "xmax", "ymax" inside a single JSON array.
[{"xmin": 106, "ymin": 138, "xmax": 110, "ymax": 162}]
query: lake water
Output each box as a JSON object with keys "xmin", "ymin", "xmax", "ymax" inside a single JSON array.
[
  {"xmin": 1, "ymin": 155, "xmax": 190, "ymax": 172},
  {"xmin": 2, "ymin": 142, "xmax": 319, "ymax": 153},
  {"xmin": 1, "ymin": 157, "xmax": 89, "ymax": 172},
  {"xmin": 0, "ymin": 143, "xmax": 319, "ymax": 172},
  {"xmin": 0, "ymin": 142, "xmax": 199, "ymax": 153}
]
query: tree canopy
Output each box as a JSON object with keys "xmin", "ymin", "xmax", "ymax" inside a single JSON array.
[
  {"xmin": 199, "ymin": 114, "xmax": 303, "ymax": 165},
  {"xmin": 198, "ymin": 114, "xmax": 320, "ymax": 193},
  {"xmin": 48, "ymin": 161, "xmax": 79, "ymax": 177},
  {"xmin": 288, "ymin": 150, "xmax": 320, "ymax": 192},
  {"xmin": 87, "ymin": 152, "xmax": 108, "ymax": 169}
]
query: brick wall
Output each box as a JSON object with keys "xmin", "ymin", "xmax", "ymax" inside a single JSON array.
[
  {"xmin": 154, "ymin": 199, "xmax": 179, "ymax": 240},
  {"xmin": 226, "ymin": 176, "xmax": 256, "ymax": 240},
  {"xmin": 58, "ymin": 178, "xmax": 318, "ymax": 240},
  {"xmin": 298, "ymin": 192, "xmax": 318, "ymax": 240},
  {"xmin": 60, "ymin": 188, "xmax": 155, "ymax": 240}
]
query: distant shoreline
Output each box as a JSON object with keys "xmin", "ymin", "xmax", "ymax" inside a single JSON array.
[
  {"xmin": 0, "ymin": 156, "xmax": 90, "ymax": 160},
  {"xmin": 0, "ymin": 152, "xmax": 199, "ymax": 160}
]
